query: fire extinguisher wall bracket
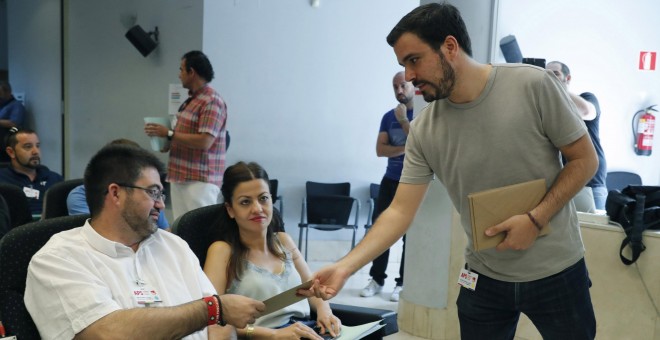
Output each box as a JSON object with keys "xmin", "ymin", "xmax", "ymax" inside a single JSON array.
[{"xmin": 633, "ymin": 104, "xmax": 657, "ymax": 156}]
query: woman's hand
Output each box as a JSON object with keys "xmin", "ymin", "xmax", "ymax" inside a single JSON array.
[
  {"xmin": 273, "ymin": 322, "xmax": 323, "ymax": 339},
  {"xmin": 315, "ymin": 308, "xmax": 341, "ymax": 338}
]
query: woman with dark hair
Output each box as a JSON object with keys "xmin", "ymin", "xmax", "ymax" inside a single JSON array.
[{"xmin": 204, "ymin": 161, "xmax": 340, "ymax": 339}]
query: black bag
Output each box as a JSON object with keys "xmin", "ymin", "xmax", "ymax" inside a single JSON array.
[{"xmin": 605, "ymin": 185, "xmax": 660, "ymax": 265}]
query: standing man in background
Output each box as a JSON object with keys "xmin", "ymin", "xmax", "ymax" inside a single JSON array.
[
  {"xmin": 360, "ymin": 71, "xmax": 413, "ymax": 302},
  {"xmin": 546, "ymin": 61, "xmax": 607, "ymax": 210},
  {"xmin": 144, "ymin": 50, "xmax": 228, "ymax": 219}
]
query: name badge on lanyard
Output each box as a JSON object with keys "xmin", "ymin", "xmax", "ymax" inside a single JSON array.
[{"xmin": 132, "ymin": 283, "xmax": 163, "ymax": 305}]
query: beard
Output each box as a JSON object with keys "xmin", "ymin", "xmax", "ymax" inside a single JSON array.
[
  {"xmin": 121, "ymin": 196, "xmax": 158, "ymax": 239},
  {"xmin": 16, "ymin": 155, "xmax": 40, "ymax": 169},
  {"xmin": 415, "ymin": 52, "xmax": 456, "ymax": 102},
  {"xmin": 396, "ymin": 93, "xmax": 413, "ymax": 105}
]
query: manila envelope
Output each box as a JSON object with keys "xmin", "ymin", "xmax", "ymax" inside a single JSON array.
[
  {"xmin": 261, "ymin": 280, "xmax": 313, "ymax": 316},
  {"xmin": 468, "ymin": 179, "xmax": 550, "ymax": 251}
]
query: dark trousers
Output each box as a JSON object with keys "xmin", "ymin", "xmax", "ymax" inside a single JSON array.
[
  {"xmin": 368, "ymin": 176, "xmax": 405, "ymax": 286},
  {"xmin": 457, "ymin": 258, "xmax": 596, "ymax": 340}
]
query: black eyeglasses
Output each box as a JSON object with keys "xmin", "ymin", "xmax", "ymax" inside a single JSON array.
[{"xmin": 116, "ymin": 183, "xmax": 166, "ymax": 202}]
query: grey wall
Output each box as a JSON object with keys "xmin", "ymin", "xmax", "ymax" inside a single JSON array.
[
  {"xmin": 7, "ymin": 0, "xmax": 61, "ymax": 171},
  {"xmin": 495, "ymin": 0, "xmax": 660, "ymax": 185},
  {"xmin": 0, "ymin": 0, "xmax": 8, "ymax": 70},
  {"xmin": 202, "ymin": 0, "xmax": 419, "ymax": 233},
  {"xmin": 66, "ymin": 0, "xmax": 203, "ymax": 177}
]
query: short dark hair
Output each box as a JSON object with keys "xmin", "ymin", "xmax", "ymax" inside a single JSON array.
[
  {"xmin": 5, "ymin": 128, "xmax": 36, "ymax": 149},
  {"xmin": 386, "ymin": 2, "xmax": 473, "ymax": 57},
  {"xmin": 0, "ymin": 81, "xmax": 11, "ymax": 93},
  {"xmin": 547, "ymin": 61, "xmax": 571, "ymax": 77},
  {"xmin": 84, "ymin": 144, "xmax": 165, "ymax": 218},
  {"xmin": 182, "ymin": 50, "xmax": 215, "ymax": 83}
]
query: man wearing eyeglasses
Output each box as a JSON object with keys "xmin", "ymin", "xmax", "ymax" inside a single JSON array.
[
  {"xmin": 25, "ymin": 144, "xmax": 264, "ymax": 339},
  {"xmin": 66, "ymin": 139, "xmax": 170, "ymax": 230}
]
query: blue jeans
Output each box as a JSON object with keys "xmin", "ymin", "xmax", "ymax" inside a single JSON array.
[
  {"xmin": 457, "ymin": 258, "xmax": 596, "ymax": 340},
  {"xmin": 591, "ymin": 185, "xmax": 608, "ymax": 210}
]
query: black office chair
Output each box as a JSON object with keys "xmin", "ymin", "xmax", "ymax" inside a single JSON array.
[
  {"xmin": 175, "ymin": 204, "xmax": 397, "ymax": 339},
  {"xmin": 269, "ymin": 178, "xmax": 284, "ymax": 217},
  {"xmin": 0, "ymin": 214, "xmax": 89, "ymax": 339},
  {"xmin": 0, "ymin": 194, "xmax": 11, "ymax": 240},
  {"xmin": 173, "ymin": 203, "xmax": 223, "ymax": 266},
  {"xmin": 41, "ymin": 178, "xmax": 84, "ymax": 219},
  {"xmin": 173, "ymin": 204, "xmax": 285, "ymax": 266},
  {"xmin": 606, "ymin": 171, "xmax": 642, "ymax": 192},
  {"xmin": 298, "ymin": 181, "xmax": 360, "ymax": 260},
  {"xmin": 0, "ymin": 183, "xmax": 33, "ymax": 229},
  {"xmin": 364, "ymin": 183, "xmax": 380, "ymax": 234}
]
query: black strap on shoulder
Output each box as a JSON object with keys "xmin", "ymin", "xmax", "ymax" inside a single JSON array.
[{"xmin": 619, "ymin": 193, "xmax": 647, "ymax": 265}]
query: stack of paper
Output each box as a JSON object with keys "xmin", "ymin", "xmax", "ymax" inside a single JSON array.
[
  {"xmin": 333, "ymin": 319, "xmax": 385, "ymax": 340},
  {"xmin": 468, "ymin": 179, "xmax": 550, "ymax": 251}
]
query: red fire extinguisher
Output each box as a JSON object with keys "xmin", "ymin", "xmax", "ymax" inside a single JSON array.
[{"xmin": 633, "ymin": 104, "xmax": 657, "ymax": 156}]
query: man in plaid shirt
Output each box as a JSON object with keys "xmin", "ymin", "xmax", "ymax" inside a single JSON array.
[{"xmin": 144, "ymin": 50, "xmax": 227, "ymax": 219}]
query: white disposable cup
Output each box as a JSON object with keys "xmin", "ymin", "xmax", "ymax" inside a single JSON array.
[{"xmin": 144, "ymin": 117, "xmax": 171, "ymax": 151}]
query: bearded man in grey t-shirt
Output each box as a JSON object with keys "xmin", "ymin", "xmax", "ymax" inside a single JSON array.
[{"xmin": 302, "ymin": 3, "xmax": 598, "ymax": 340}]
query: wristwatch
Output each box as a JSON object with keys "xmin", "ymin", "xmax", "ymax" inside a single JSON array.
[{"xmin": 167, "ymin": 130, "xmax": 174, "ymax": 140}]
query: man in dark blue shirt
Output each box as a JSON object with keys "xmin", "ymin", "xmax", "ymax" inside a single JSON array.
[
  {"xmin": 547, "ymin": 61, "xmax": 607, "ymax": 210},
  {"xmin": 360, "ymin": 71, "xmax": 414, "ymax": 302},
  {"xmin": 0, "ymin": 128, "xmax": 62, "ymax": 215}
]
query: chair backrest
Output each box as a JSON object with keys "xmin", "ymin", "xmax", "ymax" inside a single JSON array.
[
  {"xmin": 306, "ymin": 181, "xmax": 350, "ymax": 197},
  {"xmin": 0, "ymin": 194, "xmax": 10, "ymax": 240},
  {"xmin": 606, "ymin": 171, "xmax": 642, "ymax": 192},
  {"xmin": 0, "ymin": 183, "xmax": 32, "ymax": 229},
  {"xmin": 306, "ymin": 195, "xmax": 355, "ymax": 226},
  {"xmin": 41, "ymin": 178, "xmax": 84, "ymax": 219},
  {"xmin": 269, "ymin": 179, "xmax": 279, "ymax": 204},
  {"xmin": 0, "ymin": 214, "xmax": 89, "ymax": 338},
  {"xmin": 269, "ymin": 179, "xmax": 285, "ymax": 216},
  {"xmin": 369, "ymin": 183, "xmax": 380, "ymax": 201},
  {"xmin": 365, "ymin": 183, "xmax": 380, "ymax": 228},
  {"xmin": 175, "ymin": 204, "xmax": 285, "ymax": 267},
  {"xmin": 174, "ymin": 203, "xmax": 223, "ymax": 266}
]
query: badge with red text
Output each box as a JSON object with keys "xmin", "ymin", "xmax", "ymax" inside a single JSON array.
[
  {"xmin": 458, "ymin": 268, "xmax": 479, "ymax": 291},
  {"xmin": 133, "ymin": 286, "xmax": 162, "ymax": 304}
]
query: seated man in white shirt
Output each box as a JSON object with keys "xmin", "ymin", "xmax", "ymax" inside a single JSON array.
[{"xmin": 24, "ymin": 143, "xmax": 264, "ymax": 339}]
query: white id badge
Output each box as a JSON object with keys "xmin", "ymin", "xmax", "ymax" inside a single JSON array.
[
  {"xmin": 458, "ymin": 268, "xmax": 479, "ymax": 291},
  {"xmin": 23, "ymin": 187, "xmax": 39, "ymax": 199},
  {"xmin": 146, "ymin": 286, "xmax": 162, "ymax": 303},
  {"xmin": 133, "ymin": 287, "xmax": 155, "ymax": 304}
]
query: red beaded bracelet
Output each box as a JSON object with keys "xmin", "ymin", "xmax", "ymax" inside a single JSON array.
[
  {"xmin": 202, "ymin": 296, "xmax": 219, "ymax": 326},
  {"xmin": 526, "ymin": 212, "xmax": 543, "ymax": 231}
]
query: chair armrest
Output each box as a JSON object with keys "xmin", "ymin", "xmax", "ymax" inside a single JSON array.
[{"xmin": 311, "ymin": 303, "xmax": 398, "ymax": 339}]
